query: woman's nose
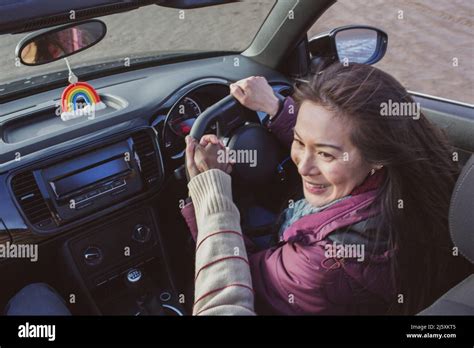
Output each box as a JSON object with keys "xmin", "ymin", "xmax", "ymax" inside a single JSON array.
[{"xmin": 297, "ymin": 152, "xmax": 319, "ymax": 177}]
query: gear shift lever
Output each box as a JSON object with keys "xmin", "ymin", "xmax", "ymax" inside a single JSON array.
[
  {"xmin": 125, "ymin": 268, "xmax": 164, "ymax": 315},
  {"xmin": 126, "ymin": 268, "xmax": 147, "ymax": 314}
]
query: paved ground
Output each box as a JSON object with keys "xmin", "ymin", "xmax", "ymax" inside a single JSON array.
[{"xmin": 0, "ymin": 0, "xmax": 472, "ymax": 104}]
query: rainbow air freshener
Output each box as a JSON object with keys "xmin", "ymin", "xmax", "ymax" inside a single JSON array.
[{"xmin": 60, "ymin": 81, "xmax": 106, "ymax": 121}]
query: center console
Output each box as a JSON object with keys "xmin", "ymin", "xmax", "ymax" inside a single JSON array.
[
  {"xmin": 63, "ymin": 205, "xmax": 185, "ymax": 315},
  {"xmin": 10, "ymin": 129, "xmax": 186, "ymax": 315}
]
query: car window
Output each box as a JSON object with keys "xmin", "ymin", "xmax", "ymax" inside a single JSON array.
[{"xmin": 309, "ymin": 0, "xmax": 473, "ymax": 105}]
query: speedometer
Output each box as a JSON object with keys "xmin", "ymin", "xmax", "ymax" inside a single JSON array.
[{"xmin": 168, "ymin": 97, "xmax": 201, "ymax": 137}]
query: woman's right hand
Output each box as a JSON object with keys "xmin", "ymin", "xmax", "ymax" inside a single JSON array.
[
  {"xmin": 230, "ymin": 76, "xmax": 280, "ymax": 118},
  {"xmin": 185, "ymin": 135, "xmax": 233, "ymax": 180}
]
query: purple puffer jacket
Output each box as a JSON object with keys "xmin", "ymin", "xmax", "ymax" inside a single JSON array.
[{"xmin": 181, "ymin": 97, "xmax": 396, "ymax": 315}]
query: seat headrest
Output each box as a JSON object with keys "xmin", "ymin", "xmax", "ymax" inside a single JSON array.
[{"xmin": 450, "ymin": 154, "xmax": 474, "ymax": 264}]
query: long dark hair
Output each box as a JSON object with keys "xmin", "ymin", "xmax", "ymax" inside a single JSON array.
[{"xmin": 293, "ymin": 63, "xmax": 469, "ymax": 314}]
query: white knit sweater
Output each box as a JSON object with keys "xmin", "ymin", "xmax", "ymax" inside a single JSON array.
[{"xmin": 187, "ymin": 169, "xmax": 255, "ymax": 315}]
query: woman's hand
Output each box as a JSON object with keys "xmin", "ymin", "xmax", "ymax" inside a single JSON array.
[
  {"xmin": 230, "ymin": 76, "xmax": 280, "ymax": 118},
  {"xmin": 185, "ymin": 135, "xmax": 233, "ymax": 180}
]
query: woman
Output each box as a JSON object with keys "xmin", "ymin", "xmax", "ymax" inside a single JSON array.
[{"xmin": 183, "ymin": 63, "xmax": 468, "ymax": 315}]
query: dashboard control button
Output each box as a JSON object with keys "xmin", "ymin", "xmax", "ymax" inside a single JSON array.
[
  {"xmin": 83, "ymin": 246, "xmax": 103, "ymax": 266},
  {"xmin": 103, "ymin": 184, "xmax": 113, "ymax": 191},
  {"xmin": 132, "ymin": 224, "xmax": 151, "ymax": 243},
  {"xmin": 112, "ymin": 180, "xmax": 124, "ymax": 187},
  {"xmin": 86, "ymin": 190, "xmax": 97, "ymax": 198},
  {"xmin": 98, "ymin": 186, "xmax": 108, "ymax": 193}
]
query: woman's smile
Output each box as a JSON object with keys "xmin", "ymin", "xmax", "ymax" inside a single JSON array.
[{"xmin": 303, "ymin": 179, "xmax": 330, "ymax": 195}]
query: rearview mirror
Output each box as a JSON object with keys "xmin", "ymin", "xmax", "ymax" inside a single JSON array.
[
  {"xmin": 16, "ymin": 20, "xmax": 107, "ymax": 66},
  {"xmin": 309, "ymin": 25, "xmax": 388, "ymax": 68}
]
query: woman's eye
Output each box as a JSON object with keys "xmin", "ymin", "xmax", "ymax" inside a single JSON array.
[
  {"xmin": 293, "ymin": 138, "xmax": 304, "ymax": 146},
  {"xmin": 318, "ymin": 152, "xmax": 334, "ymax": 160}
]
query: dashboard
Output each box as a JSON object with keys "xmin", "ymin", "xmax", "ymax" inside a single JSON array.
[{"xmin": 0, "ymin": 54, "xmax": 292, "ymax": 246}]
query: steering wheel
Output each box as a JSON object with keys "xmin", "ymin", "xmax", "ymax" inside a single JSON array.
[{"xmin": 189, "ymin": 94, "xmax": 281, "ymax": 186}]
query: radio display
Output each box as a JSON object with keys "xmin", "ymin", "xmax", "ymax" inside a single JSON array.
[{"xmin": 52, "ymin": 157, "xmax": 130, "ymax": 197}]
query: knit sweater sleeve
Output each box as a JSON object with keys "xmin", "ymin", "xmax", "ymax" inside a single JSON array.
[{"xmin": 187, "ymin": 169, "xmax": 255, "ymax": 315}]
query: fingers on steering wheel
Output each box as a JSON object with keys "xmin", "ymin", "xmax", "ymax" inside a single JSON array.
[
  {"xmin": 199, "ymin": 134, "xmax": 213, "ymax": 146},
  {"xmin": 200, "ymin": 134, "xmax": 224, "ymax": 148},
  {"xmin": 230, "ymin": 83, "xmax": 246, "ymax": 103},
  {"xmin": 185, "ymin": 136, "xmax": 199, "ymax": 177}
]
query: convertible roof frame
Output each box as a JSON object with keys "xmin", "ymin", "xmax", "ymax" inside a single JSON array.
[{"xmin": 243, "ymin": 0, "xmax": 336, "ymax": 69}]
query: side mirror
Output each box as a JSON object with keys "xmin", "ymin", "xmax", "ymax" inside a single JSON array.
[
  {"xmin": 309, "ymin": 25, "xmax": 387, "ymax": 68},
  {"xmin": 15, "ymin": 20, "xmax": 107, "ymax": 66}
]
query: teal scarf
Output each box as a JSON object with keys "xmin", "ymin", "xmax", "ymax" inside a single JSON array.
[{"xmin": 277, "ymin": 196, "xmax": 350, "ymax": 240}]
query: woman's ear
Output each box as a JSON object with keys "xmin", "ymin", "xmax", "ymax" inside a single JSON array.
[{"xmin": 369, "ymin": 164, "xmax": 384, "ymax": 175}]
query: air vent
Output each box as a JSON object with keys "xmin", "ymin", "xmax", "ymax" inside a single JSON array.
[
  {"xmin": 11, "ymin": 172, "xmax": 53, "ymax": 228},
  {"xmin": 132, "ymin": 131, "xmax": 160, "ymax": 187}
]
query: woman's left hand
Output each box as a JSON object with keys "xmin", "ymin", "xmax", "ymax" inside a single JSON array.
[{"xmin": 185, "ymin": 135, "xmax": 233, "ymax": 180}]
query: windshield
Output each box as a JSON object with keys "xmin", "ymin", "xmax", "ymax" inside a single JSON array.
[{"xmin": 0, "ymin": 1, "xmax": 275, "ymax": 96}]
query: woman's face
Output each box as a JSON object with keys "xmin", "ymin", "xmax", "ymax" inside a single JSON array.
[
  {"xmin": 21, "ymin": 42, "xmax": 38, "ymax": 64},
  {"xmin": 291, "ymin": 101, "xmax": 374, "ymax": 207}
]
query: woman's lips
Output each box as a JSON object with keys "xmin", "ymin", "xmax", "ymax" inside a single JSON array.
[{"xmin": 304, "ymin": 180, "xmax": 329, "ymax": 194}]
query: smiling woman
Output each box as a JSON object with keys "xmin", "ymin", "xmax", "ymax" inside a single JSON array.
[
  {"xmin": 181, "ymin": 64, "xmax": 471, "ymax": 315},
  {"xmin": 288, "ymin": 63, "xmax": 471, "ymax": 313}
]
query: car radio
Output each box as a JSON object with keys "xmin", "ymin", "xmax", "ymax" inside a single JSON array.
[
  {"xmin": 39, "ymin": 139, "xmax": 144, "ymax": 224},
  {"xmin": 73, "ymin": 177, "xmax": 127, "ymax": 207}
]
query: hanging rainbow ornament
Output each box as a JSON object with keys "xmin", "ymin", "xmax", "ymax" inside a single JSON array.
[{"xmin": 60, "ymin": 59, "xmax": 106, "ymax": 121}]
